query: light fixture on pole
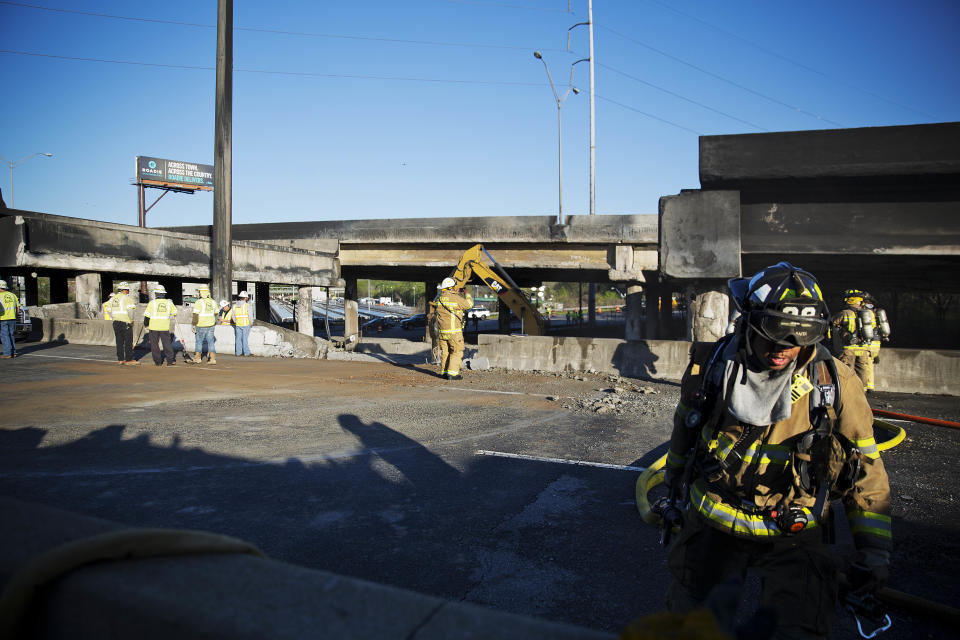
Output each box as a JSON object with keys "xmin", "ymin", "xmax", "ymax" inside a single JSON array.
[
  {"xmin": 0, "ymin": 152, "xmax": 53, "ymax": 208},
  {"xmin": 533, "ymin": 51, "xmax": 586, "ymax": 226}
]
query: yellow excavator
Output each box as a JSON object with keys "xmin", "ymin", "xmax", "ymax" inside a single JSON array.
[{"xmin": 442, "ymin": 244, "xmax": 547, "ymax": 336}]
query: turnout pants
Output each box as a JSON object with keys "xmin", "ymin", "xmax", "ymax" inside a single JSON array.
[
  {"xmin": 148, "ymin": 330, "xmax": 175, "ymax": 365},
  {"xmin": 666, "ymin": 510, "xmax": 839, "ymax": 640},
  {"xmin": 439, "ymin": 331, "xmax": 465, "ymax": 376},
  {"xmin": 113, "ymin": 321, "xmax": 134, "ymax": 362},
  {"xmin": 840, "ymin": 347, "xmax": 875, "ymax": 391}
]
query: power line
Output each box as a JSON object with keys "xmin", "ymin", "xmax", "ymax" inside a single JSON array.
[
  {"xmin": 598, "ymin": 63, "xmax": 768, "ymax": 131},
  {"xmin": 640, "ymin": 0, "xmax": 938, "ymax": 120},
  {"xmin": 596, "ymin": 95, "xmax": 701, "ymax": 135},
  {"xmin": 0, "ymin": 1, "xmax": 567, "ymax": 54},
  {"xmin": 0, "ymin": 49, "xmax": 535, "ymax": 86},
  {"xmin": 430, "ymin": 0, "xmax": 570, "ymax": 11},
  {"xmin": 598, "ymin": 25, "xmax": 845, "ymax": 128},
  {"xmin": 1, "ymin": 48, "xmax": 704, "ymax": 134}
]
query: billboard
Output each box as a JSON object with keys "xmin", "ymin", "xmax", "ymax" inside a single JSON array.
[{"xmin": 136, "ymin": 156, "xmax": 214, "ymax": 191}]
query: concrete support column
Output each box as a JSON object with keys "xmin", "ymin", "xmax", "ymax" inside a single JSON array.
[
  {"xmin": 497, "ymin": 297, "xmax": 511, "ymax": 334},
  {"xmin": 296, "ymin": 286, "xmax": 314, "ymax": 337},
  {"xmin": 255, "ymin": 282, "xmax": 270, "ymax": 321},
  {"xmin": 686, "ymin": 282, "xmax": 729, "ymax": 343},
  {"xmin": 49, "ymin": 275, "xmax": 68, "ymax": 304},
  {"xmin": 25, "ymin": 276, "xmax": 39, "ymax": 307},
  {"xmin": 343, "ymin": 278, "xmax": 359, "ymax": 343},
  {"xmin": 624, "ymin": 283, "xmax": 644, "ymax": 341},
  {"xmin": 75, "ymin": 273, "xmax": 102, "ymax": 312}
]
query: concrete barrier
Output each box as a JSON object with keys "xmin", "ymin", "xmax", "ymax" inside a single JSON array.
[
  {"xmin": 0, "ymin": 498, "xmax": 615, "ymax": 640},
  {"xmin": 478, "ymin": 335, "xmax": 960, "ymax": 395},
  {"xmin": 30, "ymin": 317, "xmax": 327, "ymax": 359}
]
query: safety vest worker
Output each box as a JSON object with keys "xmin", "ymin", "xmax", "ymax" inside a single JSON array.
[
  {"xmin": 144, "ymin": 285, "xmax": 178, "ymax": 366},
  {"xmin": 434, "ymin": 277, "xmax": 473, "ymax": 380},
  {"xmin": 190, "ymin": 285, "xmax": 219, "ymax": 364},
  {"xmin": 232, "ymin": 298, "xmax": 252, "ymax": 327},
  {"xmin": 102, "ymin": 293, "xmax": 115, "ymax": 321},
  {"xmin": 0, "ymin": 280, "xmax": 21, "ymax": 358},
  {"xmin": 109, "ymin": 283, "xmax": 139, "ymax": 365}
]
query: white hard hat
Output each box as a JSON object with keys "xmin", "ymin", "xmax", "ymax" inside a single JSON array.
[
  {"xmin": 153, "ymin": 284, "xmax": 167, "ymax": 294},
  {"xmin": 440, "ymin": 277, "xmax": 457, "ymax": 290},
  {"xmin": 117, "ymin": 281, "xmax": 130, "ymax": 290},
  {"xmin": 108, "ymin": 292, "xmax": 116, "ymax": 298},
  {"xmin": 238, "ymin": 290, "xmax": 248, "ymax": 298},
  {"xmin": 219, "ymin": 299, "xmax": 229, "ymax": 308},
  {"xmin": 0, "ymin": 280, "xmax": 7, "ymax": 289}
]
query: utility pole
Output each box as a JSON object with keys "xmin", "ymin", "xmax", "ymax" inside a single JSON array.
[
  {"xmin": 586, "ymin": 0, "xmax": 598, "ymax": 326},
  {"xmin": 212, "ymin": 0, "xmax": 233, "ymax": 305}
]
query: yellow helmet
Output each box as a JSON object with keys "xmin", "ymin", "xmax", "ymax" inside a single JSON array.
[{"xmin": 843, "ymin": 288, "xmax": 866, "ymax": 306}]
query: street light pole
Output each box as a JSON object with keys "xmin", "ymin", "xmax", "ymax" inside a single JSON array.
[
  {"xmin": 0, "ymin": 152, "xmax": 53, "ymax": 208},
  {"xmin": 533, "ymin": 51, "xmax": 585, "ymax": 226}
]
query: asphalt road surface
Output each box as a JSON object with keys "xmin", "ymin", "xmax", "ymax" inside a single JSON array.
[{"xmin": 1, "ymin": 341, "xmax": 957, "ymax": 638}]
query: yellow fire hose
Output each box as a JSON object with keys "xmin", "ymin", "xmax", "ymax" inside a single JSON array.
[{"xmin": 634, "ymin": 415, "xmax": 960, "ymax": 628}]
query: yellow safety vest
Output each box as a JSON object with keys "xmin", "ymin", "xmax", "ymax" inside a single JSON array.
[
  {"xmin": 145, "ymin": 299, "xmax": 177, "ymax": 332},
  {"xmin": 232, "ymin": 301, "xmax": 252, "ymax": 327},
  {"xmin": 193, "ymin": 297, "xmax": 218, "ymax": 328},
  {"xmin": 102, "ymin": 299, "xmax": 113, "ymax": 321},
  {"xmin": 109, "ymin": 293, "xmax": 136, "ymax": 323},
  {"xmin": 0, "ymin": 290, "xmax": 18, "ymax": 321}
]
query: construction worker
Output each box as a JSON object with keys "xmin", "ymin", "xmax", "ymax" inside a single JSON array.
[
  {"xmin": 108, "ymin": 283, "xmax": 139, "ymax": 365},
  {"xmin": 832, "ymin": 289, "xmax": 890, "ymax": 393},
  {"xmin": 143, "ymin": 284, "xmax": 178, "ymax": 366},
  {"xmin": 101, "ymin": 292, "xmax": 115, "ymax": 321},
  {"xmin": 661, "ymin": 262, "xmax": 891, "ymax": 639},
  {"xmin": 217, "ymin": 299, "xmax": 232, "ymax": 325},
  {"xmin": 190, "ymin": 285, "xmax": 218, "ymax": 365},
  {"xmin": 435, "ymin": 277, "xmax": 472, "ymax": 380},
  {"xmin": 0, "ymin": 279, "xmax": 20, "ymax": 358},
  {"xmin": 231, "ymin": 290, "xmax": 253, "ymax": 356}
]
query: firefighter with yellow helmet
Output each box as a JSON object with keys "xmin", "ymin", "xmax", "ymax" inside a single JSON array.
[
  {"xmin": 661, "ymin": 262, "xmax": 891, "ymax": 639},
  {"xmin": 143, "ymin": 284, "xmax": 178, "ymax": 366},
  {"xmin": 832, "ymin": 289, "xmax": 891, "ymax": 393},
  {"xmin": 434, "ymin": 277, "xmax": 472, "ymax": 380}
]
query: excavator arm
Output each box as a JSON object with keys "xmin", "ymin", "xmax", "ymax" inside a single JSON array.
[{"xmin": 447, "ymin": 244, "xmax": 547, "ymax": 336}]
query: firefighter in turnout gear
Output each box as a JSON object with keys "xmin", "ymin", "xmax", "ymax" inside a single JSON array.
[
  {"xmin": 663, "ymin": 263, "xmax": 892, "ymax": 639},
  {"xmin": 109, "ymin": 283, "xmax": 139, "ymax": 365},
  {"xmin": 190, "ymin": 285, "xmax": 218, "ymax": 365},
  {"xmin": 144, "ymin": 284, "xmax": 178, "ymax": 366},
  {"xmin": 832, "ymin": 289, "xmax": 890, "ymax": 393},
  {"xmin": 434, "ymin": 277, "xmax": 472, "ymax": 380}
]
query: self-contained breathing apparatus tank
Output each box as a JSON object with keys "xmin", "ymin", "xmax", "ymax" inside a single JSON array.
[
  {"xmin": 875, "ymin": 307, "xmax": 892, "ymax": 341},
  {"xmin": 858, "ymin": 307, "xmax": 877, "ymax": 343}
]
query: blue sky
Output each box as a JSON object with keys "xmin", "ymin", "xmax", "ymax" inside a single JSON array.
[{"xmin": 2, "ymin": 0, "xmax": 958, "ymax": 227}]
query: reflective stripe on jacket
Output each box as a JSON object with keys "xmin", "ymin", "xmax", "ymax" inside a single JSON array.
[
  {"xmin": 0, "ymin": 291, "xmax": 18, "ymax": 321},
  {"xmin": 436, "ymin": 290, "xmax": 473, "ymax": 336},
  {"xmin": 667, "ymin": 343, "xmax": 892, "ymax": 551},
  {"xmin": 144, "ymin": 299, "xmax": 177, "ymax": 331},
  {"xmin": 232, "ymin": 302, "xmax": 252, "ymax": 327},
  {"xmin": 193, "ymin": 297, "xmax": 218, "ymax": 327},
  {"xmin": 108, "ymin": 293, "xmax": 136, "ymax": 323},
  {"xmin": 102, "ymin": 300, "xmax": 112, "ymax": 321}
]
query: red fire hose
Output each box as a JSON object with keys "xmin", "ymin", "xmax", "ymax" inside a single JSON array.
[{"xmin": 872, "ymin": 408, "xmax": 960, "ymax": 430}]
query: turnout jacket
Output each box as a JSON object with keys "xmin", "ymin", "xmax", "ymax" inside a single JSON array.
[
  {"xmin": 665, "ymin": 341, "xmax": 892, "ymax": 553},
  {"xmin": 435, "ymin": 290, "xmax": 473, "ymax": 336}
]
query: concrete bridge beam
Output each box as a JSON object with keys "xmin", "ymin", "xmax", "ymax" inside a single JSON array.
[
  {"xmin": 686, "ymin": 282, "xmax": 729, "ymax": 343},
  {"xmin": 624, "ymin": 284, "xmax": 644, "ymax": 341}
]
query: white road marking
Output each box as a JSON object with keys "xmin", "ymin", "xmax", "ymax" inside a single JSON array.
[
  {"xmin": 22, "ymin": 354, "xmax": 116, "ymax": 363},
  {"xmin": 476, "ymin": 450, "xmax": 647, "ymax": 472}
]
